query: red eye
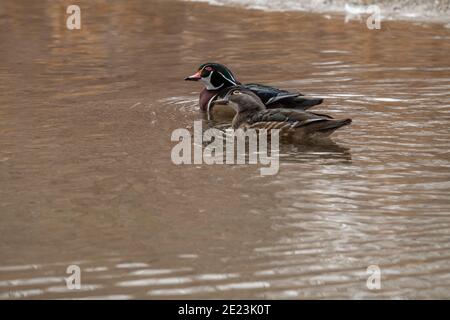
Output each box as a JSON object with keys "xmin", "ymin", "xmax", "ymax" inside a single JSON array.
[{"xmin": 205, "ymin": 66, "xmax": 213, "ymax": 71}]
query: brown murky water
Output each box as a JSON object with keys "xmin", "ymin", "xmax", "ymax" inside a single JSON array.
[{"xmin": 1, "ymin": 0, "xmax": 450, "ymax": 299}]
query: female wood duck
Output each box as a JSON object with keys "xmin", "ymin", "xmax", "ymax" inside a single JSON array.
[
  {"xmin": 214, "ymin": 87, "xmax": 351, "ymax": 139},
  {"xmin": 185, "ymin": 63, "xmax": 324, "ymax": 119}
]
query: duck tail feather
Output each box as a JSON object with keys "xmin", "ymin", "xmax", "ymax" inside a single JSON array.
[
  {"xmin": 316, "ymin": 118, "xmax": 352, "ymax": 135},
  {"xmin": 288, "ymin": 97, "xmax": 324, "ymax": 111},
  {"xmin": 301, "ymin": 118, "xmax": 352, "ymax": 136}
]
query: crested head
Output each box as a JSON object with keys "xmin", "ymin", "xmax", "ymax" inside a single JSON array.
[{"xmin": 185, "ymin": 63, "xmax": 240, "ymax": 91}]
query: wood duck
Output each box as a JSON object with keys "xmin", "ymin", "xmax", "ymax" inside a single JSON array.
[
  {"xmin": 214, "ymin": 87, "xmax": 351, "ymax": 139},
  {"xmin": 185, "ymin": 63, "xmax": 324, "ymax": 119}
]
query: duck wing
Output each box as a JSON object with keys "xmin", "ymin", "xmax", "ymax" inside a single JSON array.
[
  {"xmin": 245, "ymin": 109, "xmax": 351, "ymax": 135},
  {"xmin": 248, "ymin": 109, "xmax": 325, "ymax": 124},
  {"xmin": 244, "ymin": 83, "xmax": 323, "ymax": 111}
]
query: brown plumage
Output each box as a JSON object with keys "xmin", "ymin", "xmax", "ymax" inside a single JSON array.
[{"xmin": 214, "ymin": 87, "xmax": 352, "ymax": 139}]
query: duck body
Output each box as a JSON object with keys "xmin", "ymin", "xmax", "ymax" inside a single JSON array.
[
  {"xmin": 186, "ymin": 63, "xmax": 324, "ymax": 118},
  {"xmin": 243, "ymin": 83, "xmax": 323, "ymax": 110},
  {"xmin": 214, "ymin": 87, "xmax": 351, "ymax": 140},
  {"xmin": 199, "ymin": 86, "xmax": 325, "ymax": 121},
  {"xmin": 235, "ymin": 108, "xmax": 352, "ymax": 140}
]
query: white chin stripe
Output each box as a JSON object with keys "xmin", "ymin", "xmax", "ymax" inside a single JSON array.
[{"xmin": 200, "ymin": 71, "xmax": 224, "ymax": 90}]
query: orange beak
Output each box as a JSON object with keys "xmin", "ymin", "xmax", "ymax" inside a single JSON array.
[{"xmin": 184, "ymin": 71, "xmax": 202, "ymax": 81}]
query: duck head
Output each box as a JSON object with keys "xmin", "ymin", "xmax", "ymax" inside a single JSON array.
[
  {"xmin": 184, "ymin": 63, "xmax": 239, "ymax": 91},
  {"xmin": 214, "ymin": 87, "xmax": 265, "ymax": 113}
]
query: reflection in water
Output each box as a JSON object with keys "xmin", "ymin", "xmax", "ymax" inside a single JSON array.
[
  {"xmin": 1, "ymin": 0, "xmax": 450, "ymax": 299},
  {"xmin": 280, "ymin": 141, "xmax": 352, "ymax": 164}
]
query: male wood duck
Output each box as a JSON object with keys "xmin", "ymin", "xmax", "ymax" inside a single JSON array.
[
  {"xmin": 184, "ymin": 63, "xmax": 324, "ymax": 119},
  {"xmin": 214, "ymin": 87, "xmax": 351, "ymax": 139}
]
